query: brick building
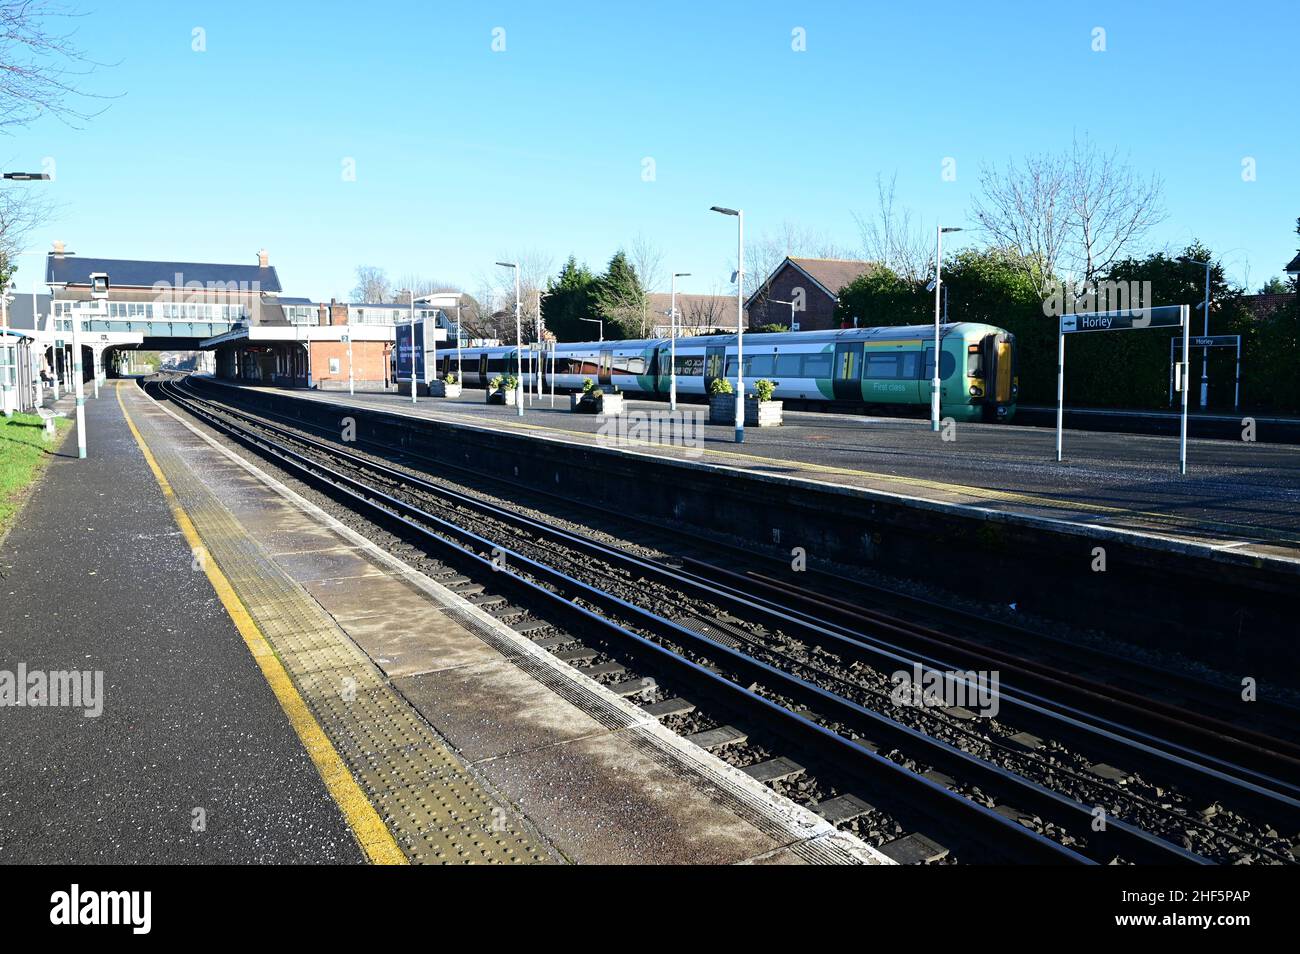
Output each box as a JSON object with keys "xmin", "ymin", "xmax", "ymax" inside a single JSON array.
[{"xmin": 745, "ymin": 257, "xmax": 877, "ymax": 332}]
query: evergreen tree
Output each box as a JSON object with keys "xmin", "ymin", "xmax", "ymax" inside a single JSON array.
[
  {"xmin": 591, "ymin": 250, "xmax": 647, "ymax": 339},
  {"xmin": 543, "ymin": 255, "xmax": 598, "ymax": 342}
]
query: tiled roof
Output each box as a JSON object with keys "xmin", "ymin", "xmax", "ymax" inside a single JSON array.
[
  {"xmin": 646, "ymin": 291, "xmax": 745, "ymax": 329},
  {"xmin": 45, "ymin": 254, "xmax": 282, "ymax": 293},
  {"xmin": 746, "ymin": 257, "xmax": 879, "ymax": 307},
  {"xmin": 1286, "ymin": 252, "xmax": 1300, "ymax": 274}
]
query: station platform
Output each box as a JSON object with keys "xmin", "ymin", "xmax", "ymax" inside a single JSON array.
[
  {"xmin": 0, "ymin": 381, "xmax": 879, "ymax": 864},
  {"xmin": 207, "ymin": 380, "xmax": 1300, "ymax": 563}
]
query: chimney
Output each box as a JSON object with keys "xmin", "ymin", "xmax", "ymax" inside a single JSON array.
[
  {"xmin": 257, "ymin": 249, "xmax": 269, "ymax": 268},
  {"xmin": 52, "ymin": 240, "xmax": 65, "ymax": 257}
]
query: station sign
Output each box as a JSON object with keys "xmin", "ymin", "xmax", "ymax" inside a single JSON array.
[
  {"xmin": 1173, "ymin": 334, "xmax": 1239, "ymax": 349},
  {"xmin": 1060, "ymin": 305, "xmax": 1184, "ymax": 334}
]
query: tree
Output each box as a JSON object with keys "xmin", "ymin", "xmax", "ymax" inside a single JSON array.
[
  {"xmin": 542, "ymin": 255, "xmax": 598, "ymax": 342},
  {"xmin": 0, "ymin": 183, "xmax": 53, "ymax": 285},
  {"xmin": 853, "ymin": 173, "xmax": 933, "ymax": 282},
  {"xmin": 628, "ymin": 233, "xmax": 664, "ymax": 336},
  {"xmin": 971, "ymin": 135, "xmax": 1164, "ymax": 295},
  {"xmin": 834, "ymin": 265, "xmax": 925, "ymax": 328},
  {"xmin": 591, "ymin": 250, "xmax": 646, "ymax": 339},
  {"xmin": 351, "ymin": 265, "xmax": 391, "ymax": 303},
  {"xmin": 0, "ymin": 1, "xmax": 109, "ymax": 131},
  {"xmin": 1258, "ymin": 277, "xmax": 1290, "ymax": 295}
]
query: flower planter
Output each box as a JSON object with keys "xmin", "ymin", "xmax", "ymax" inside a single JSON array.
[
  {"xmin": 570, "ymin": 392, "xmax": 596, "ymax": 413},
  {"xmin": 487, "ymin": 388, "xmax": 517, "ymax": 406},
  {"xmin": 709, "ymin": 394, "xmax": 782, "ymax": 426},
  {"xmin": 597, "ymin": 393, "xmax": 625, "ymax": 416},
  {"xmin": 430, "ymin": 381, "xmax": 462, "ymax": 398}
]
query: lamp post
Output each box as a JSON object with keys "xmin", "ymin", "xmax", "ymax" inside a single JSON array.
[
  {"xmin": 496, "ymin": 262, "xmax": 524, "ymax": 417},
  {"xmin": 345, "ymin": 315, "xmax": 354, "ymax": 396},
  {"xmin": 710, "ymin": 206, "xmax": 744, "ymax": 443},
  {"xmin": 931, "ymin": 226, "xmax": 962, "ymax": 432},
  {"xmin": 766, "ymin": 297, "xmax": 799, "ymax": 330},
  {"xmin": 669, "ymin": 271, "xmax": 691, "ymax": 411},
  {"xmin": 1178, "ymin": 256, "xmax": 1212, "ymax": 409},
  {"xmin": 535, "ymin": 289, "xmax": 550, "ymax": 400}
]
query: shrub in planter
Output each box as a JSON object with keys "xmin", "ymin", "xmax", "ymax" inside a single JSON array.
[
  {"xmin": 708, "ymin": 377, "xmax": 736, "ymax": 424},
  {"xmin": 486, "ymin": 374, "xmax": 516, "ymax": 405},
  {"xmin": 572, "ymin": 378, "xmax": 601, "ymax": 413},
  {"xmin": 431, "ymin": 372, "xmax": 462, "ymax": 398},
  {"xmin": 748, "ymin": 378, "xmax": 783, "ymax": 426}
]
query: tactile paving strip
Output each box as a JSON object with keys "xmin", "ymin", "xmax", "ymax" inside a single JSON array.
[{"xmin": 127, "ymin": 391, "xmax": 550, "ymax": 865}]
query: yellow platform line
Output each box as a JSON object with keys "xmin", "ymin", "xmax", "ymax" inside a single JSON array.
[{"xmin": 116, "ymin": 386, "xmax": 406, "ymax": 865}]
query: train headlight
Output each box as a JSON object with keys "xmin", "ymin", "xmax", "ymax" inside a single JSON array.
[{"xmin": 969, "ymin": 385, "xmax": 983, "ymax": 397}]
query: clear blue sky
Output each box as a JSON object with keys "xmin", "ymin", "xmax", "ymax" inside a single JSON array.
[{"xmin": 7, "ymin": 0, "xmax": 1297, "ymax": 299}]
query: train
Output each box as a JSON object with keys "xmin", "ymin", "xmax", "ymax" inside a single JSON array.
[{"xmin": 425, "ymin": 322, "xmax": 1018, "ymax": 422}]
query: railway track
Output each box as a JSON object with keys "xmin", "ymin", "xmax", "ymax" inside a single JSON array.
[{"xmin": 151, "ymin": 377, "xmax": 1300, "ymax": 865}]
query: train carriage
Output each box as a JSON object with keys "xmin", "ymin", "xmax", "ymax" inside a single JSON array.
[{"xmin": 439, "ymin": 322, "xmax": 1017, "ymax": 422}]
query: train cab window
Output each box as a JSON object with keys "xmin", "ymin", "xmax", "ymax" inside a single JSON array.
[
  {"xmin": 967, "ymin": 345, "xmax": 985, "ymax": 378},
  {"xmin": 922, "ymin": 350, "xmax": 957, "ymax": 380}
]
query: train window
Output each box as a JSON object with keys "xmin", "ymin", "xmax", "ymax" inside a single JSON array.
[
  {"xmin": 746, "ymin": 354, "xmax": 777, "ymax": 377},
  {"xmin": 802, "ymin": 353, "xmax": 832, "ymax": 378},
  {"xmin": 901, "ymin": 352, "xmax": 921, "ymax": 379},
  {"xmin": 967, "ymin": 346, "xmax": 985, "ymax": 378},
  {"xmin": 626, "ymin": 356, "xmax": 646, "ymax": 375},
  {"xmin": 580, "ymin": 359, "xmax": 599, "ymax": 376},
  {"xmin": 775, "ymin": 353, "xmax": 803, "ymax": 376},
  {"xmin": 613, "ymin": 355, "xmax": 630, "ymax": 373},
  {"xmin": 864, "ymin": 353, "xmax": 903, "ymax": 379},
  {"xmin": 674, "ymin": 355, "xmax": 703, "ymax": 376}
]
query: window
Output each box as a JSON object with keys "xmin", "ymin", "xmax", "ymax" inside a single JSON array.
[
  {"xmin": 865, "ymin": 353, "xmax": 906, "ymax": 379},
  {"xmin": 625, "ymin": 355, "xmax": 646, "ymax": 375},
  {"xmin": 775, "ymin": 353, "xmax": 803, "ymax": 376},
  {"xmin": 674, "ymin": 355, "xmax": 703, "ymax": 376},
  {"xmin": 746, "ymin": 354, "xmax": 777, "ymax": 377},
  {"xmin": 802, "ymin": 353, "xmax": 832, "ymax": 378},
  {"xmin": 922, "ymin": 350, "xmax": 957, "ymax": 380},
  {"xmin": 329, "ymin": 358, "xmax": 341, "ymax": 374},
  {"xmin": 834, "ymin": 349, "xmax": 858, "ymax": 380}
]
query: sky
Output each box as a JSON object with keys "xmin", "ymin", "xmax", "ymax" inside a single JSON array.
[{"xmin": 5, "ymin": 0, "xmax": 1298, "ymax": 301}]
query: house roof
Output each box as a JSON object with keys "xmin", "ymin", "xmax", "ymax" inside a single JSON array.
[
  {"xmin": 746, "ymin": 257, "xmax": 878, "ymax": 307},
  {"xmin": 1286, "ymin": 252, "xmax": 1300, "ymax": 275},
  {"xmin": 1242, "ymin": 292, "xmax": 1295, "ymax": 318},
  {"xmin": 45, "ymin": 254, "xmax": 282, "ymax": 293}
]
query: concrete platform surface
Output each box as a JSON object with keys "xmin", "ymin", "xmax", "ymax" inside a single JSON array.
[
  {"xmin": 210, "ymin": 380, "xmax": 1300, "ymax": 561},
  {"xmin": 86, "ymin": 382, "xmax": 885, "ymax": 864}
]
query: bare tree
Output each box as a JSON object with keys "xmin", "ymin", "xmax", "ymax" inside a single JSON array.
[
  {"xmin": 628, "ymin": 232, "xmax": 665, "ymax": 337},
  {"xmin": 971, "ymin": 136, "xmax": 1164, "ymax": 295},
  {"xmin": 853, "ymin": 173, "xmax": 933, "ymax": 282},
  {"xmin": 0, "ymin": 177, "xmax": 53, "ymax": 282},
  {"xmin": 0, "ymin": 0, "xmax": 111, "ymax": 130},
  {"xmin": 487, "ymin": 248, "xmax": 554, "ymax": 341},
  {"xmin": 351, "ymin": 265, "xmax": 391, "ymax": 303}
]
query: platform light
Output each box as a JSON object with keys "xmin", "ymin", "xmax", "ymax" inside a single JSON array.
[
  {"xmin": 1, "ymin": 172, "xmax": 50, "ymax": 180},
  {"xmin": 710, "ymin": 206, "xmax": 745, "ymax": 444},
  {"xmin": 496, "ymin": 262, "xmax": 524, "ymax": 417},
  {"xmin": 931, "ymin": 226, "xmax": 962, "ymax": 432}
]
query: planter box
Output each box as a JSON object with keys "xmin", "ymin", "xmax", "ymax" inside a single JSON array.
[
  {"xmin": 430, "ymin": 381, "xmax": 462, "ymax": 398},
  {"xmin": 487, "ymin": 388, "xmax": 517, "ymax": 406},
  {"xmin": 571, "ymin": 392, "xmax": 625, "ymax": 414},
  {"xmin": 709, "ymin": 394, "xmax": 782, "ymax": 427}
]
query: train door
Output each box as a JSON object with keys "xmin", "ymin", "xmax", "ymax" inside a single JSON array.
[
  {"xmin": 831, "ymin": 341, "xmax": 864, "ymax": 401},
  {"xmin": 598, "ymin": 349, "xmax": 613, "ymax": 387},
  {"xmin": 477, "ymin": 354, "xmax": 488, "ymax": 387},
  {"xmin": 704, "ymin": 345, "xmax": 726, "ymax": 392}
]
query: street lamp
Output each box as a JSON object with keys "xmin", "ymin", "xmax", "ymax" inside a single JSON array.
[
  {"xmin": 535, "ymin": 289, "xmax": 550, "ymax": 400},
  {"xmin": 710, "ymin": 206, "xmax": 745, "ymax": 443},
  {"xmin": 766, "ymin": 297, "xmax": 799, "ymax": 330},
  {"xmin": 931, "ymin": 226, "xmax": 962, "ymax": 432},
  {"xmin": 579, "ymin": 316, "xmax": 603, "ymax": 342},
  {"xmin": 2, "ymin": 172, "xmax": 50, "ymax": 181},
  {"xmin": 669, "ymin": 271, "xmax": 690, "ymax": 411},
  {"xmin": 1178, "ymin": 255, "xmax": 1212, "ymax": 409},
  {"xmin": 495, "ymin": 262, "xmax": 524, "ymax": 416}
]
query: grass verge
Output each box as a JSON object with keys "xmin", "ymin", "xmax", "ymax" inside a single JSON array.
[{"xmin": 0, "ymin": 412, "xmax": 71, "ymax": 533}]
